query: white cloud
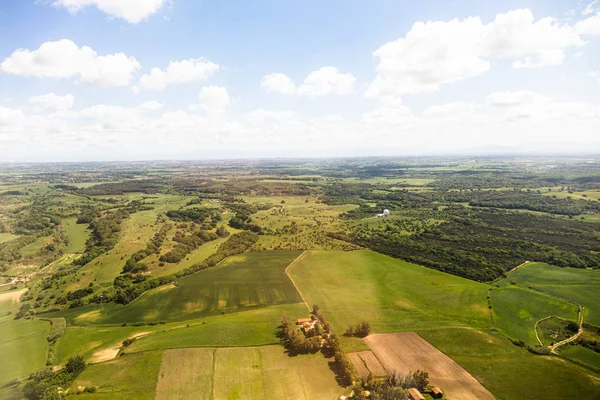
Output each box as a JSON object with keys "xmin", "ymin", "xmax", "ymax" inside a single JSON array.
[
  {"xmin": 297, "ymin": 67, "xmax": 355, "ymax": 96},
  {"xmin": 196, "ymin": 86, "xmax": 230, "ymax": 113},
  {"xmin": 486, "ymin": 90, "xmax": 543, "ymax": 106},
  {"xmin": 261, "ymin": 67, "xmax": 355, "ymax": 96},
  {"xmin": 0, "ymin": 39, "xmax": 140, "ymax": 86},
  {"xmin": 138, "ymin": 58, "xmax": 220, "ymax": 91},
  {"xmin": 590, "ymin": 70, "xmax": 600, "ymax": 83},
  {"xmin": 366, "ymin": 8, "xmax": 600, "ymax": 97},
  {"xmin": 261, "ymin": 73, "xmax": 296, "ymax": 95},
  {"xmin": 50, "ymin": 0, "xmax": 167, "ymax": 23},
  {"xmin": 582, "ymin": 1, "xmax": 599, "ymax": 16},
  {"xmin": 29, "ymin": 93, "xmax": 74, "ymax": 111}
]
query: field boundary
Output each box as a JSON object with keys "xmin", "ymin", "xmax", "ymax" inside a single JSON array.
[{"xmin": 284, "ymin": 251, "xmax": 310, "ymax": 311}]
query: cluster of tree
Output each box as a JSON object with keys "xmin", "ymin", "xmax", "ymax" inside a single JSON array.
[
  {"xmin": 279, "ymin": 316, "xmax": 323, "ymax": 354},
  {"xmin": 351, "ymin": 207, "xmax": 600, "ymax": 281},
  {"xmin": 111, "ymin": 232, "xmax": 258, "ymax": 305},
  {"xmin": 344, "ymin": 322, "xmax": 371, "ymax": 338},
  {"xmin": 351, "ymin": 371, "xmax": 430, "ymax": 400},
  {"xmin": 13, "ymin": 202, "xmax": 61, "ymax": 235},
  {"xmin": 0, "ymin": 229, "xmax": 54, "ymax": 263},
  {"xmin": 227, "ymin": 203, "xmax": 262, "ymax": 232},
  {"xmin": 66, "ymin": 286, "xmax": 94, "ymax": 301},
  {"xmin": 77, "ymin": 179, "xmax": 163, "ymax": 196},
  {"xmin": 122, "ymin": 224, "xmax": 172, "ymax": 273},
  {"xmin": 74, "ymin": 209, "xmax": 130, "ymax": 266},
  {"xmin": 577, "ymin": 334, "xmax": 600, "ymax": 354},
  {"xmin": 466, "ymin": 190, "xmax": 600, "ymax": 216},
  {"xmin": 22, "ymin": 355, "xmax": 86, "ymax": 400},
  {"xmin": 159, "ymin": 229, "xmax": 218, "ymax": 264},
  {"xmin": 165, "ymin": 207, "xmax": 221, "ymax": 224},
  {"xmin": 279, "ymin": 304, "xmax": 357, "ymax": 385}
]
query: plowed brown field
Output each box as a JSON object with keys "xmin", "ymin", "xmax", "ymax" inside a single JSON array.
[
  {"xmin": 348, "ymin": 350, "xmax": 387, "ymax": 379},
  {"xmin": 364, "ymin": 332, "xmax": 495, "ymax": 400}
]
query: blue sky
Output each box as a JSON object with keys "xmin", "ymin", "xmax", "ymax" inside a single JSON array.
[{"xmin": 0, "ymin": 0, "xmax": 599, "ymax": 161}]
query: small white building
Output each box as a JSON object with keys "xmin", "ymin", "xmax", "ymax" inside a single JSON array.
[{"xmin": 376, "ymin": 209, "xmax": 390, "ymax": 218}]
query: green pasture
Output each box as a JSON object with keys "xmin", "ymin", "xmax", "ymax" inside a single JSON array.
[
  {"xmin": 73, "ymin": 351, "xmax": 162, "ymax": 400},
  {"xmin": 0, "ymin": 319, "xmax": 50, "ymax": 385},
  {"xmin": 54, "ymin": 251, "xmax": 303, "ymax": 324},
  {"xmin": 491, "ymin": 286, "xmax": 578, "ymax": 345},
  {"xmin": 54, "ymin": 303, "xmax": 306, "ymax": 362},
  {"xmin": 125, "ymin": 303, "xmax": 307, "ymax": 353},
  {"xmin": 560, "ymin": 345, "xmax": 600, "ymax": 371},
  {"xmin": 499, "ymin": 262, "xmax": 600, "ymax": 327},
  {"xmin": 62, "ymin": 217, "xmax": 90, "ymax": 253},
  {"xmin": 288, "ymin": 250, "xmax": 491, "ymax": 342}
]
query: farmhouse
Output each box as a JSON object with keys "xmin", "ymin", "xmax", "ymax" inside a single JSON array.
[
  {"xmin": 296, "ymin": 318, "xmax": 312, "ymax": 325},
  {"xmin": 407, "ymin": 388, "xmax": 425, "ymax": 400},
  {"xmin": 431, "ymin": 387, "xmax": 443, "ymax": 398}
]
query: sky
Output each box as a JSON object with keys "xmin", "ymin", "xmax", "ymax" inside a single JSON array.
[{"xmin": 1, "ymin": 0, "xmax": 600, "ymax": 162}]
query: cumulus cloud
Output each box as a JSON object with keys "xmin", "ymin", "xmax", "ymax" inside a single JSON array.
[
  {"xmin": 486, "ymin": 90, "xmax": 543, "ymax": 106},
  {"xmin": 195, "ymin": 86, "xmax": 230, "ymax": 113},
  {"xmin": 0, "ymin": 39, "xmax": 140, "ymax": 86},
  {"xmin": 29, "ymin": 93, "xmax": 74, "ymax": 111},
  {"xmin": 261, "ymin": 67, "xmax": 355, "ymax": 96},
  {"xmin": 366, "ymin": 8, "xmax": 600, "ymax": 97},
  {"xmin": 50, "ymin": 0, "xmax": 168, "ymax": 23},
  {"xmin": 2, "ymin": 91, "xmax": 600, "ymax": 161},
  {"xmin": 261, "ymin": 73, "xmax": 296, "ymax": 95},
  {"xmin": 137, "ymin": 58, "xmax": 220, "ymax": 91}
]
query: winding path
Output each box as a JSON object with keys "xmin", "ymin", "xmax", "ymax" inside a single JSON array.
[{"xmin": 284, "ymin": 251, "xmax": 310, "ymax": 311}]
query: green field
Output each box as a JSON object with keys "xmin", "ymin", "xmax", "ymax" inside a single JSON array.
[
  {"xmin": 0, "ymin": 319, "xmax": 50, "ymax": 386},
  {"xmin": 561, "ymin": 345, "xmax": 600, "ymax": 371},
  {"xmin": 498, "ymin": 263, "xmax": 600, "ymax": 327},
  {"xmin": 79, "ymin": 250, "xmax": 303, "ymax": 323},
  {"xmin": 288, "ymin": 250, "xmax": 600, "ymax": 399},
  {"xmin": 73, "ymin": 351, "xmax": 162, "ymax": 399},
  {"xmin": 54, "ymin": 303, "xmax": 306, "ymax": 362},
  {"xmin": 62, "ymin": 217, "xmax": 90, "ymax": 253},
  {"xmin": 288, "ymin": 250, "xmax": 491, "ymax": 336},
  {"xmin": 73, "ymin": 345, "xmax": 344, "ymax": 400},
  {"xmin": 491, "ymin": 286, "xmax": 579, "ymax": 345}
]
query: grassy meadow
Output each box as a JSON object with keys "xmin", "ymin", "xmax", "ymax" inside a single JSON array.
[
  {"xmin": 73, "ymin": 351, "xmax": 163, "ymax": 399},
  {"xmin": 491, "ymin": 286, "xmax": 579, "ymax": 345},
  {"xmin": 0, "ymin": 319, "xmax": 50, "ymax": 386},
  {"xmin": 498, "ymin": 262, "xmax": 600, "ymax": 327},
  {"xmin": 71, "ymin": 250, "xmax": 303, "ymax": 323},
  {"xmin": 62, "ymin": 217, "xmax": 90, "ymax": 253}
]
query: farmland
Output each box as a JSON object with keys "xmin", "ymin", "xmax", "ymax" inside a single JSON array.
[{"xmin": 1, "ymin": 157, "xmax": 600, "ymax": 399}]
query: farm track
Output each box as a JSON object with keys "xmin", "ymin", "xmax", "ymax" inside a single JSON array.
[
  {"xmin": 284, "ymin": 251, "xmax": 310, "ymax": 311},
  {"xmin": 550, "ymin": 309, "xmax": 585, "ymax": 354}
]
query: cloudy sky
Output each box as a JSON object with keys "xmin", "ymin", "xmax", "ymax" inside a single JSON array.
[{"xmin": 1, "ymin": 0, "xmax": 600, "ymax": 162}]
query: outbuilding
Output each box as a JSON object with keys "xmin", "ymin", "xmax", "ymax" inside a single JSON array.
[
  {"xmin": 407, "ymin": 388, "xmax": 425, "ymax": 400},
  {"xmin": 431, "ymin": 387, "xmax": 443, "ymax": 398}
]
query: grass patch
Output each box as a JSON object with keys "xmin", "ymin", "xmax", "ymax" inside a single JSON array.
[
  {"xmin": 536, "ymin": 317, "xmax": 577, "ymax": 346},
  {"xmin": 85, "ymin": 250, "xmax": 302, "ymax": 324},
  {"xmin": 72, "ymin": 351, "xmax": 162, "ymax": 399},
  {"xmin": 126, "ymin": 303, "xmax": 307, "ymax": 353},
  {"xmin": 491, "ymin": 286, "xmax": 578, "ymax": 345},
  {"xmin": 499, "ymin": 262, "xmax": 600, "ymax": 327},
  {"xmin": 288, "ymin": 250, "xmax": 490, "ymax": 337},
  {"xmin": 62, "ymin": 217, "xmax": 90, "ymax": 253},
  {"xmin": 0, "ymin": 233, "xmax": 19, "ymax": 244},
  {"xmin": 0, "ymin": 319, "xmax": 50, "ymax": 385},
  {"xmin": 560, "ymin": 345, "xmax": 600, "ymax": 370}
]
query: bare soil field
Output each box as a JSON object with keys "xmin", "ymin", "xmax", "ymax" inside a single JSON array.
[
  {"xmin": 89, "ymin": 331, "xmax": 151, "ymax": 363},
  {"xmin": 348, "ymin": 350, "xmax": 387, "ymax": 379},
  {"xmin": 0, "ymin": 288, "xmax": 27, "ymax": 303},
  {"xmin": 364, "ymin": 332, "xmax": 495, "ymax": 400}
]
